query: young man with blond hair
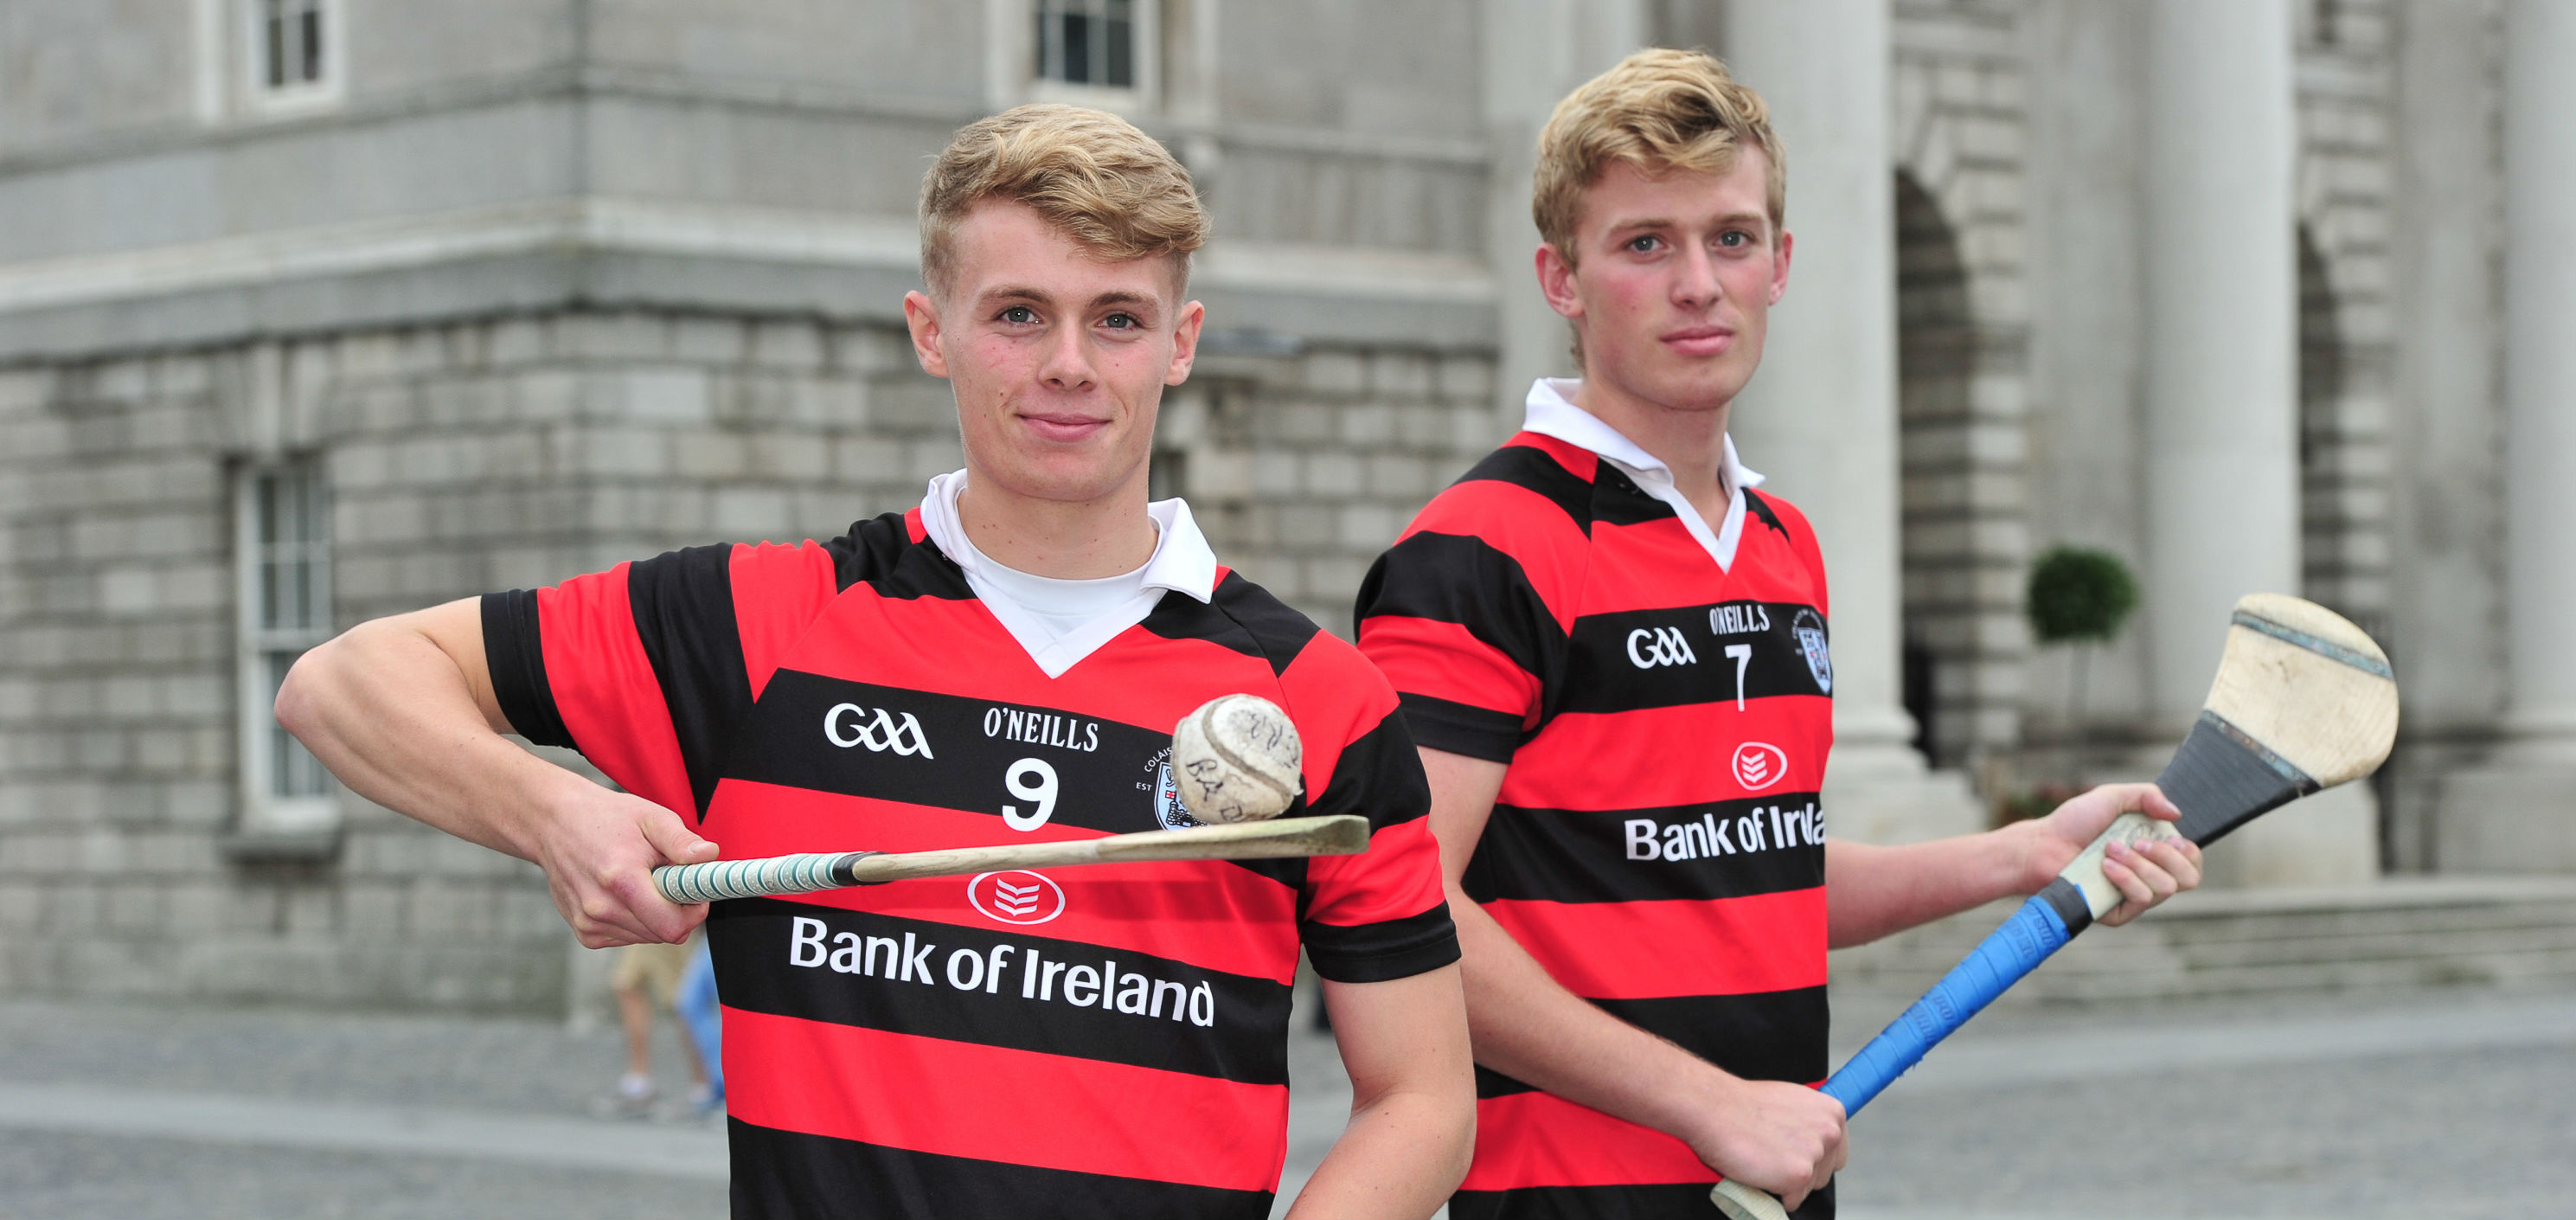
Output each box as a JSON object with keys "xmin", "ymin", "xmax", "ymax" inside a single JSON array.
[
  {"xmin": 1355, "ymin": 49, "xmax": 2203, "ymax": 1218},
  {"xmin": 281, "ymin": 104, "xmax": 1473, "ymax": 1219}
]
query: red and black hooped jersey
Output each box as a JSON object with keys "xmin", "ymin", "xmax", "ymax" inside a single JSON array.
[
  {"xmin": 483, "ymin": 510, "xmax": 1458, "ymax": 1219},
  {"xmin": 1356, "ymin": 432, "xmax": 1837, "ymax": 1220}
]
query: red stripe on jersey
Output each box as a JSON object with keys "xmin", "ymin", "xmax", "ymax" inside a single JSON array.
[
  {"xmin": 535, "ymin": 564, "xmax": 695, "ymax": 817},
  {"xmin": 705, "ymin": 780, "xmax": 1304, "ymax": 983},
  {"xmin": 1500, "ymin": 700, "xmax": 1833, "ymax": 812},
  {"xmin": 729, "ymin": 542, "xmax": 837, "ymax": 699},
  {"xmin": 1394, "ymin": 481, "xmax": 1590, "ymax": 622},
  {"xmin": 723, "ymin": 1006, "xmax": 1287, "ymax": 1192},
  {"xmin": 1461, "ymin": 1089, "xmax": 1713, "ymax": 1191},
  {"xmin": 1482, "ymin": 889, "xmax": 1827, "ymax": 999},
  {"xmin": 1302, "ymin": 815, "xmax": 1447, "ymax": 934},
  {"xmin": 1584, "ymin": 520, "xmax": 1824, "ymax": 613},
  {"xmin": 1354, "ymin": 614, "xmax": 1540, "ymax": 729}
]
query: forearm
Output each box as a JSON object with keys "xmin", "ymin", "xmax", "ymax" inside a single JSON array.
[
  {"xmin": 1823, "ymin": 826, "xmax": 2044, "ymax": 948},
  {"xmin": 276, "ymin": 611, "xmax": 578, "ymax": 862},
  {"xmin": 1285, "ymin": 1084, "xmax": 1470, "ymax": 1218},
  {"xmin": 1290, "ymin": 967, "xmax": 1473, "ymax": 1217},
  {"xmin": 1450, "ymin": 888, "xmax": 1735, "ymax": 1140}
]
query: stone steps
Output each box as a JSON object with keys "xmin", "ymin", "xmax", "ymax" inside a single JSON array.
[{"xmin": 1829, "ymin": 875, "xmax": 2576, "ymax": 1008}]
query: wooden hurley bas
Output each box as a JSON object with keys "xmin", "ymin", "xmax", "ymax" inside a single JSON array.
[
  {"xmin": 1712, "ymin": 594, "xmax": 2401, "ymax": 1220},
  {"xmin": 653, "ymin": 814, "xmax": 1372, "ymax": 904}
]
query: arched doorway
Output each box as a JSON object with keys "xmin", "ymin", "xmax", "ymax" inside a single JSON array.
[{"xmin": 1894, "ymin": 170, "xmax": 2018, "ymax": 774}]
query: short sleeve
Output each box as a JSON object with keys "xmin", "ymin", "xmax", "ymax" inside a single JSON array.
[
  {"xmin": 480, "ymin": 543, "xmax": 753, "ymax": 819},
  {"xmin": 1279, "ymin": 638, "xmax": 1460, "ymax": 984},
  {"xmin": 1354, "ymin": 479, "xmax": 1582, "ymax": 763}
]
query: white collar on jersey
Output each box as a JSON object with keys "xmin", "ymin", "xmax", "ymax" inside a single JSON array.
[
  {"xmin": 1519, "ymin": 377, "xmax": 1767, "ymax": 572},
  {"xmin": 918, "ymin": 469, "xmax": 1219, "ymax": 678}
]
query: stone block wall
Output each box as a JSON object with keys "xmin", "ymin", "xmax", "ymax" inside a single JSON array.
[
  {"xmin": 1893, "ymin": 0, "xmax": 2036, "ymax": 792},
  {"xmin": 0, "ymin": 310, "xmax": 1496, "ymax": 1012}
]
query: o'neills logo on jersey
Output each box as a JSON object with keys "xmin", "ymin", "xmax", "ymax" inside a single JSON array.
[
  {"xmin": 968, "ymin": 870, "xmax": 1067, "ymax": 925},
  {"xmin": 1733, "ymin": 742, "xmax": 1788, "ymax": 791},
  {"xmin": 1708, "ymin": 602, "xmax": 1773, "ymax": 635},
  {"xmin": 983, "ymin": 705, "xmax": 1102, "ymax": 753},
  {"xmin": 1627, "ymin": 626, "xmax": 1698, "ymax": 669},
  {"xmin": 823, "ymin": 703, "xmax": 935, "ymax": 757},
  {"xmin": 1792, "ymin": 608, "xmax": 1833, "ymax": 695}
]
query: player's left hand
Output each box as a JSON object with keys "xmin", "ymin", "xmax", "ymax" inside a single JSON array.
[{"xmin": 2022, "ymin": 783, "xmax": 2204, "ymax": 927}]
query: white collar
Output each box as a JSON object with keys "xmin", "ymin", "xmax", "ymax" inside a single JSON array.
[
  {"xmin": 918, "ymin": 470, "xmax": 1219, "ymax": 677},
  {"xmin": 1519, "ymin": 378, "xmax": 1765, "ymax": 571}
]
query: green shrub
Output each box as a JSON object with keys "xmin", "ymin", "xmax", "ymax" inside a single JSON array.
[{"xmin": 2026, "ymin": 546, "xmax": 2138, "ymax": 645}]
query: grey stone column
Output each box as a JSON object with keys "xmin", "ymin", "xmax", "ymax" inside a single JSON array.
[
  {"xmin": 2440, "ymin": 0, "xmax": 2576, "ymax": 872},
  {"xmin": 1482, "ymin": 0, "xmax": 1648, "ymax": 427},
  {"xmin": 1724, "ymin": 0, "xmax": 1980, "ymax": 844},
  {"xmin": 2141, "ymin": 0, "xmax": 2373, "ymax": 884}
]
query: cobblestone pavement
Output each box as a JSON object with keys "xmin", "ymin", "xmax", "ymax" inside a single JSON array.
[{"xmin": 0, "ymin": 984, "xmax": 2568, "ymax": 1218}]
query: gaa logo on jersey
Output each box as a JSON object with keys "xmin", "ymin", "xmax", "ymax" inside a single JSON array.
[
  {"xmin": 823, "ymin": 703, "xmax": 936, "ymax": 757},
  {"xmin": 968, "ymin": 870, "xmax": 1067, "ymax": 925},
  {"xmin": 1791, "ymin": 608, "xmax": 1833, "ymax": 695},
  {"xmin": 1141, "ymin": 749, "xmax": 1203, "ymax": 831},
  {"xmin": 1732, "ymin": 742, "xmax": 1789, "ymax": 791},
  {"xmin": 1626, "ymin": 626, "xmax": 1698, "ymax": 669}
]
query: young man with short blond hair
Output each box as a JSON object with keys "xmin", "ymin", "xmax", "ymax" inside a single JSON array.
[
  {"xmin": 1355, "ymin": 50, "xmax": 2203, "ymax": 1218},
  {"xmin": 283, "ymin": 103, "xmax": 1472, "ymax": 1219}
]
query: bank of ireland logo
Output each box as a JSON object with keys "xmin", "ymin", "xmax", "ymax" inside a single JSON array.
[
  {"xmin": 1732, "ymin": 742, "xmax": 1788, "ymax": 791},
  {"xmin": 1791, "ymin": 608, "xmax": 1833, "ymax": 695},
  {"xmin": 968, "ymin": 870, "xmax": 1067, "ymax": 925}
]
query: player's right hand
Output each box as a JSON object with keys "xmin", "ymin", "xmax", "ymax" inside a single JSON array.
[
  {"xmin": 1688, "ymin": 1076, "xmax": 1848, "ymax": 1212},
  {"xmin": 531, "ymin": 784, "xmax": 720, "ymax": 948}
]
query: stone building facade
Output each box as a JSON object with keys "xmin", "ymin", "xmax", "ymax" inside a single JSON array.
[{"xmin": 2, "ymin": 0, "xmax": 2567, "ymax": 1013}]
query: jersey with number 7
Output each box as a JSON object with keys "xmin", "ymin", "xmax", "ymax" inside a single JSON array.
[{"xmin": 1355, "ymin": 381, "xmax": 1837, "ymax": 1218}]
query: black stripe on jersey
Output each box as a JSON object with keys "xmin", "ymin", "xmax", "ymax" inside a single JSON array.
[
  {"xmin": 480, "ymin": 588, "xmax": 574, "ymax": 749},
  {"xmin": 1456, "ymin": 442, "xmax": 1595, "ymax": 531},
  {"xmin": 1138, "ymin": 571, "xmax": 1320, "ymax": 677},
  {"xmin": 730, "ymin": 1120, "xmax": 1273, "ymax": 1220},
  {"xmin": 626, "ymin": 544, "xmax": 756, "ymax": 817},
  {"xmin": 1472, "ymin": 986, "xmax": 1829, "ymax": 1099},
  {"xmin": 1304, "ymin": 906, "xmax": 1459, "ymax": 984},
  {"xmin": 1452, "ymin": 1179, "xmax": 1834, "ymax": 1220},
  {"xmin": 1396, "ymin": 692, "xmax": 1528, "ymax": 764},
  {"xmin": 1587, "ymin": 462, "xmax": 1682, "ymax": 529},
  {"xmin": 1744, "ymin": 487, "xmax": 1790, "ymax": 538},
  {"xmin": 1557, "ymin": 600, "xmax": 1830, "ymax": 715},
  {"xmin": 733, "ymin": 671, "xmax": 1184, "ymax": 835},
  {"xmin": 823, "ymin": 512, "xmax": 977, "ymax": 600},
  {"xmin": 709, "ymin": 898, "xmax": 1292, "ymax": 1086},
  {"xmin": 1464, "ymin": 795, "xmax": 1827, "ymax": 905},
  {"xmin": 1357, "ymin": 533, "xmax": 1567, "ymax": 693}
]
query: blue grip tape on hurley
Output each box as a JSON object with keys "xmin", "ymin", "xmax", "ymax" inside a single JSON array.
[{"xmin": 1821, "ymin": 893, "xmax": 2073, "ymax": 1116}]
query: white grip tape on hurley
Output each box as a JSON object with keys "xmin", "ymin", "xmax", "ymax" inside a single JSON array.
[{"xmin": 657, "ymin": 852, "xmax": 862, "ymax": 903}]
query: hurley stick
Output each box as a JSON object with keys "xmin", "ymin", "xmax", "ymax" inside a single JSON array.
[
  {"xmin": 1712, "ymin": 594, "xmax": 2400, "ymax": 1220},
  {"xmin": 654, "ymin": 813, "xmax": 1370, "ymax": 903}
]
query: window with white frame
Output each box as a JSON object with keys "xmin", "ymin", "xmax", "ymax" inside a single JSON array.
[
  {"xmin": 1029, "ymin": 0, "xmax": 1156, "ymax": 105},
  {"xmin": 246, "ymin": 0, "xmax": 343, "ymax": 112},
  {"xmin": 236, "ymin": 459, "xmax": 336, "ymax": 839}
]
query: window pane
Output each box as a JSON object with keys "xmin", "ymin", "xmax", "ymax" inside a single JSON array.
[
  {"xmin": 1063, "ymin": 10, "xmax": 1093, "ymax": 84},
  {"xmin": 299, "ymin": 3, "xmax": 323, "ymax": 82},
  {"xmin": 1105, "ymin": 12, "xmax": 1132, "ymax": 87},
  {"xmin": 267, "ymin": 651, "xmax": 328, "ymax": 799},
  {"xmin": 265, "ymin": 0, "xmax": 286, "ymax": 88}
]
